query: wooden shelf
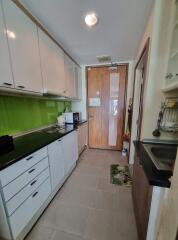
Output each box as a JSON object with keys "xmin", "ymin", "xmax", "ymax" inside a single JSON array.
[{"xmin": 162, "ymin": 81, "xmax": 178, "ymax": 92}]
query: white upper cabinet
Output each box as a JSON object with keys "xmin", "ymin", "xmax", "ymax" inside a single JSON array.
[
  {"xmin": 38, "ymin": 28, "xmax": 66, "ymax": 96},
  {"xmin": 64, "ymin": 54, "xmax": 76, "ymax": 98},
  {"xmin": 74, "ymin": 64, "xmax": 82, "ymax": 100},
  {"xmin": 2, "ymin": 0, "xmax": 43, "ymax": 93},
  {"xmin": 162, "ymin": 0, "xmax": 178, "ymax": 92},
  {"xmin": 0, "ymin": 0, "xmax": 14, "ymax": 88}
]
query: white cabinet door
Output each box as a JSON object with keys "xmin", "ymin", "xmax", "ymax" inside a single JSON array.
[
  {"xmin": 75, "ymin": 65, "xmax": 82, "ymax": 100},
  {"xmin": 77, "ymin": 127, "xmax": 82, "ymax": 154},
  {"xmin": 77, "ymin": 123, "xmax": 87, "ymax": 154},
  {"xmin": 62, "ymin": 131, "xmax": 78, "ymax": 174},
  {"xmin": 0, "ymin": 0, "xmax": 14, "ymax": 88},
  {"xmin": 64, "ymin": 54, "xmax": 76, "ymax": 98},
  {"xmin": 38, "ymin": 28, "xmax": 66, "ymax": 96},
  {"xmin": 81, "ymin": 123, "xmax": 88, "ymax": 148},
  {"xmin": 9, "ymin": 178, "xmax": 51, "ymax": 239},
  {"xmin": 48, "ymin": 139, "xmax": 64, "ymax": 191},
  {"xmin": 2, "ymin": 0, "xmax": 43, "ymax": 93}
]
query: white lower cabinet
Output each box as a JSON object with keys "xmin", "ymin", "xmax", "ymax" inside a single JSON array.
[
  {"xmin": 9, "ymin": 178, "xmax": 51, "ymax": 239},
  {"xmin": 6, "ymin": 168, "xmax": 50, "ymax": 216},
  {"xmin": 0, "ymin": 130, "xmax": 78, "ymax": 240},
  {"xmin": 62, "ymin": 131, "xmax": 78, "ymax": 175},
  {"xmin": 77, "ymin": 123, "xmax": 88, "ymax": 154},
  {"xmin": 47, "ymin": 139, "xmax": 64, "ymax": 191}
]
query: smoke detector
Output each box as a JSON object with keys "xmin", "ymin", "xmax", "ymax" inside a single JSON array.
[{"xmin": 97, "ymin": 55, "xmax": 111, "ymax": 63}]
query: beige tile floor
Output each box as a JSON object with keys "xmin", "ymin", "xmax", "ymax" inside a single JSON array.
[{"xmin": 26, "ymin": 149, "xmax": 138, "ymax": 240}]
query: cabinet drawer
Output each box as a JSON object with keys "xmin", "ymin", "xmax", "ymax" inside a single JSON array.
[
  {"xmin": 9, "ymin": 178, "xmax": 51, "ymax": 239},
  {"xmin": 3, "ymin": 157, "xmax": 49, "ymax": 202},
  {"xmin": 0, "ymin": 147, "xmax": 47, "ymax": 187},
  {"xmin": 6, "ymin": 168, "xmax": 50, "ymax": 216}
]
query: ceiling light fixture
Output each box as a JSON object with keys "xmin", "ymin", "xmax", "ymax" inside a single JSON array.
[
  {"xmin": 85, "ymin": 12, "xmax": 98, "ymax": 27},
  {"xmin": 6, "ymin": 30, "xmax": 16, "ymax": 39}
]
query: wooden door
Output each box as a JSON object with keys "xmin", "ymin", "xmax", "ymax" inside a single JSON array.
[{"xmin": 87, "ymin": 65, "xmax": 127, "ymax": 150}]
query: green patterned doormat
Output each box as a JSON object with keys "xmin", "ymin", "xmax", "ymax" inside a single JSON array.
[{"xmin": 111, "ymin": 164, "xmax": 132, "ymax": 186}]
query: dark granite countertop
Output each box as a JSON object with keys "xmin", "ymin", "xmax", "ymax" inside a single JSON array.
[
  {"xmin": 134, "ymin": 139, "xmax": 178, "ymax": 188},
  {"xmin": 0, "ymin": 120, "xmax": 87, "ymax": 171}
]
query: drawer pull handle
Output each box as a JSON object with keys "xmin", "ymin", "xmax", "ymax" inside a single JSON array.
[
  {"xmin": 3, "ymin": 82, "xmax": 12, "ymax": 86},
  {"xmin": 32, "ymin": 191, "xmax": 38, "ymax": 198},
  {"xmin": 28, "ymin": 168, "xmax": 35, "ymax": 174},
  {"xmin": 17, "ymin": 85, "xmax": 25, "ymax": 89},
  {"xmin": 30, "ymin": 180, "xmax": 37, "ymax": 186},
  {"xmin": 26, "ymin": 156, "xmax": 33, "ymax": 161}
]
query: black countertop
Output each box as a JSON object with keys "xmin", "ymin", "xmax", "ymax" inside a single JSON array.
[
  {"xmin": 0, "ymin": 120, "xmax": 87, "ymax": 171},
  {"xmin": 134, "ymin": 139, "xmax": 178, "ymax": 188}
]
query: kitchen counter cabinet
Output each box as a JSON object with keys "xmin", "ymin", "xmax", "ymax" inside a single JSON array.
[
  {"xmin": 132, "ymin": 151, "xmax": 153, "ymax": 240},
  {"xmin": 132, "ymin": 139, "xmax": 178, "ymax": 240},
  {"xmin": 0, "ymin": 129, "xmax": 78, "ymax": 240}
]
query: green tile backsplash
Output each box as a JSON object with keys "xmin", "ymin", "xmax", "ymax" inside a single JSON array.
[{"xmin": 0, "ymin": 95, "xmax": 71, "ymax": 136}]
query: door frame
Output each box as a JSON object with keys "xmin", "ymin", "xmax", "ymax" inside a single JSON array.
[
  {"xmin": 128, "ymin": 38, "xmax": 150, "ymax": 161},
  {"xmin": 86, "ymin": 63, "xmax": 128, "ymax": 150}
]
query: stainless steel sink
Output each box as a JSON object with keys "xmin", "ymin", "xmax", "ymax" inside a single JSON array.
[
  {"xmin": 143, "ymin": 144, "xmax": 177, "ymax": 171},
  {"xmin": 41, "ymin": 126, "xmax": 66, "ymax": 134}
]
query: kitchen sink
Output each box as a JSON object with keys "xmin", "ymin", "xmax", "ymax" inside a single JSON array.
[
  {"xmin": 143, "ymin": 144, "xmax": 177, "ymax": 171},
  {"xmin": 41, "ymin": 126, "xmax": 66, "ymax": 134}
]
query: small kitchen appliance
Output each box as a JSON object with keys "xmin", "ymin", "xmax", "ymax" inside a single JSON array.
[{"xmin": 63, "ymin": 112, "xmax": 81, "ymax": 124}]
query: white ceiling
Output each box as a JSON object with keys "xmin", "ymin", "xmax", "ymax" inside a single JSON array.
[{"xmin": 20, "ymin": 0, "xmax": 153, "ymax": 65}]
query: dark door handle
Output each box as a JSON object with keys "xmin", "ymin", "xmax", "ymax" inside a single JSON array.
[
  {"xmin": 17, "ymin": 85, "xmax": 25, "ymax": 89},
  {"xmin": 30, "ymin": 180, "xmax": 37, "ymax": 186},
  {"xmin": 26, "ymin": 156, "xmax": 33, "ymax": 161},
  {"xmin": 32, "ymin": 191, "xmax": 38, "ymax": 198},
  {"xmin": 28, "ymin": 168, "xmax": 35, "ymax": 174},
  {"xmin": 3, "ymin": 82, "xmax": 12, "ymax": 86}
]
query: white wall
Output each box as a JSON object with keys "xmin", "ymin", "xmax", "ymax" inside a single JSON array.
[
  {"xmin": 141, "ymin": 0, "xmax": 172, "ymax": 139},
  {"xmin": 129, "ymin": 9, "xmax": 154, "ymax": 164},
  {"xmin": 72, "ymin": 65, "xmax": 87, "ymax": 120}
]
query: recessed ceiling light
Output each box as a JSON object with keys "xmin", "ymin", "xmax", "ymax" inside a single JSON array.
[
  {"xmin": 6, "ymin": 30, "xmax": 16, "ymax": 39},
  {"xmin": 85, "ymin": 12, "xmax": 98, "ymax": 27}
]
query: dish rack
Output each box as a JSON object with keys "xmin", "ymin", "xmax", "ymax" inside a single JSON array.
[{"xmin": 160, "ymin": 98, "xmax": 178, "ymax": 132}]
